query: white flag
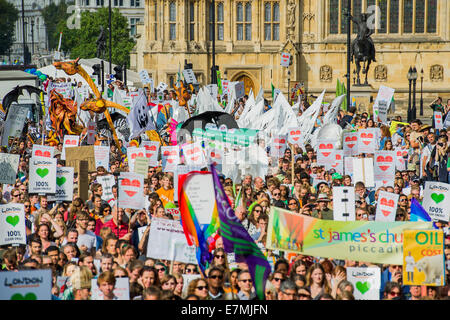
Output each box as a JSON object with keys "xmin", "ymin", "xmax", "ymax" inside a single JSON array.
[{"xmin": 126, "ymin": 90, "xmax": 156, "ymax": 140}]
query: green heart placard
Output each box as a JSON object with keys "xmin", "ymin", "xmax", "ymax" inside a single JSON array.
[
  {"xmin": 36, "ymin": 168, "xmax": 49, "ymax": 178},
  {"xmin": 431, "ymin": 193, "xmax": 445, "ymax": 204},
  {"xmin": 6, "ymin": 215, "xmax": 19, "ymax": 227},
  {"xmin": 56, "ymin": 177, "xmax": 67, "ymax": 186},
  {"xmin": 10, "ymin": 293, "xmax": 37, "ymax": 300},
  {"xmin": 356, "ymin": 281, "xmax": 371, "ymax": 295}
]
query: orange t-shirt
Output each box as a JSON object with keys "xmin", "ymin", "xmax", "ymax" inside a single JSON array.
[{"xmin": 156, "ymin": 187, "xmax": 174, "ymax": 207}]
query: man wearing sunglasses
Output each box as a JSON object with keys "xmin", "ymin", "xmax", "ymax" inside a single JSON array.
[
  {"xmin": 237, "ymin": 270, "xmax": 256, "ymax": 300},
  {"xmin": 207, "ymin": 266, "xmax": 226, "ymax": 300}
]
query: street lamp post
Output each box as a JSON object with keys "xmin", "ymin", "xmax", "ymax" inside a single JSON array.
[
  {"xmin": 31, "ymin": 18, "xmax": 35, "ymax": 55},
  {"xmin": 287, "ymin": 70, "xmax": 291, "ymax": 105},
  {"xmin": 346, "ymin": 0, "xmax": 352, "ymax": 113},
  {"xmin": 412, "ymin": 67, "xmax": 418, "ymax": 121},
  {"xmin": 109, "ymin": 0, "xmax": 112, "ymax": 75},
  {"xmin": 420, "ymin": 68, "xmax": 424, "ymax": 116},
  {"xmin": 21, "ymin": 0, "xmax": 27, "ymax": 65},
  {"xmin": 407, "ymin": 67, "xmax": 413, "ymax": 122}
]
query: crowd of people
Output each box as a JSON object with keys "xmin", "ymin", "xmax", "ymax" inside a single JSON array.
[{"xmin": 1, "ymin": 77, "xmax": 450, "ymax": 301}]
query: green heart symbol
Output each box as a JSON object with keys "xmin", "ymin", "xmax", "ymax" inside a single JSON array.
[
  {"xmin": 36, "ymin": 168, "xmax": 49, "ymax": 178},
  {"xmin": 375, "ymin": 110, "xmax": 379, "ymax": 115},
  {"xmin": 56, "ymin": 177, "xmax": 67, "ymax": 186},
  {"xmin": 431, "ymin": 193, "xmax": 445, "ymax": 204},
  {"xmin": 10, "ymin": 293, "xmax": 37, "ymax": 300},
  {"xmin": 6, "ymin": 215, "xmax": 19, "ymax": 227},
  {"xmin": 356, "ymin": 281, "xmax": 371, "ymax": 295}
]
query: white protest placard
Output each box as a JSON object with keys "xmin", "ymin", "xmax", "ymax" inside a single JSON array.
[
  {"xmin": 358, "ymin": 129, "xmax": 376, "ymax": 154},
  {"xmin": 374, "ymin": 151, "xmax": 396, "ymax": 185},
  {"xmin": 48, "ymin": 167, "xmax": 74, "ymax": 202},
  {"xmin": 222, "ymin": 80, "xmax": 230, "ymax": 95},
  {"xmin": 182, "ymin": 142, "xmax": 207, "ymax": 166},
  {"xmin": 422, "ymin": 181, "xmax": 450, "ymax": 221},
  {"xmin": 270, "ymin": 135, "xmax": 287, "ymax": 158},
  {"xmin": 181, "ymin": 172, "xmax": 215, "ymax": 224},
  {"xmin": 332, "ymin": 187, "xmax": 355, "ymax": 221},
  {"xmin": 156, "ymin": 82, "xmax": 168, "ymax": 93},
  {"xmin": 0, "ymin": 269, "xmax": 52, "ymax": 300},
  {"xmin": 347, "ymin": 267, "xmax": 381, "ymax": 300},
  {"xmin": 1, "ymin": 104, "xmax": 29, "ymax": 146},
  {"xmin": 326, "ymin": 150, "xmax": 344, "ymax": 174},
  {"xmin": 94, "ymin": 145, "xmax": 110, "ymax": 171},
  {"xmin": 97, "ymin": 175, "xmax": 115, "ymax": 202},
  {"xmin": 344, "ymin": 157, "xmax": 355, "ymax": 177},
  {"xmin": 118, "ymin": 172, "xmax": 144, "ymax": 210},
  {"xmin": 444, "ymin": 112, "xmax": 450, "ymax": 128},
  {"xmin": 205, "ymin": 84, "xmax": 218, "ymax": 99},
  {"xmin": 141, "ymin": 141, "xmax": 160, "ymax": 167},
  {"xmin": 174, "ymin": 165, "xmax": 203, "ymax": 202},
  {"xmin": 0, "ymin": 153, "xmax": 19, "ymax": 185},
  {"xmin": 29, "ymin": 157, "xmax": 57, "ymax": 194},
  {"xmin": 134, "ymin": 156, "xmax": 149, "ymax": 177},
  {"xmin": 375, "ymin": 191, "xmax": 399, "ymax": 222},
  {"xmin": 31, "ymin": 145, "xmax": 55, "ymax": 159},
  {"xmin": 166, "ymin": 207, "xmax": 181, "ymax": 221},
  {"xmin": 127, "ymin": 147, "xmax": 146, "ymax": 172},
  {"xmin": 434, "ymin": 111, "xmax": 444, "ymax": 130},
  {"xmin": 170, "ymin": 240, "xmax": 197, "ymax": 264},
  {"xmin": 343, "ymin": 132, "xmax": 359, "ymax": 157},
  {"xmin": 352, "ymin": 158, "xmax": 374, "ymax": 188},
  {"xmin": 91, "ymin": 277, "xmax": 130, "ymax": 300},
  {"xmin": 374, "ymin": 100, "xmax": 388, "ymax": 123},
  {"xmin": 139, "ymin": 69, "xmax": 151, "ymax": 84},
  {"xmin": 206, "ymin": 142, "xmax": 224, "ymax": 171},
  {"xmin": 373, "ymin": 85, "xmax": 395, "ymax": 122},
  {"xmin": 183, "ymin": 69, "xmax": 197, "ymax": 84},
  {"xmin": 317, "ymin": 140, "xmax": 336, "ymax": 166},
  {"xmin": 0, "ymin": 203, "xmax": 26, "ymax": 245},
  {"xmin": 61, "ymin": 134, "xmax": 80, "ymax": 160},
  {"xmin": 280, "ymin": 52, "xmax": 291, "ymax": 67},
  {"xmin": 146, "ymin": 218, "xmax": 195, "ymax": 263},
  {"xmin": 287, "ymin": 128, "xmax": 302, "ymax": 146},
  {"xmin": 161, "ymin": 145, "xmax": 180, "ymax": 172},
  {"xmin": 234, "ymin": 82, "xmax": 245, "ymax": 99},
  {"xmin": 394, "ymin": 148, "xmax": 407, "ymax": 171},
  {"xmin": 87, "ymin": 121, "xmax": 97, "ymax": 145}
]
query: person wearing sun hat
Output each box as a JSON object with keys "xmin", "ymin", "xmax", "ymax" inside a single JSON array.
[
  {"xmin": 312, "ymin": 193, "xmax": 333, "ymax": 220},
  {"xmin": 331, "ymin": 172, "xmax": 343, "ymax": 186}
]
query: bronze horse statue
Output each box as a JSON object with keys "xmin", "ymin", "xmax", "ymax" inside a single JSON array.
[{"xmin": 350, "ymin": 13, "xmax": 376, "ymax": 86}]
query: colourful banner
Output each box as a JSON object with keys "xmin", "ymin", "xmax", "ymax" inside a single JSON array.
[
  {"xmin": 403, "ymin": 230, "xmax": 445, "ymax": 286},
  {"xmin": 267, "ymin": 207, "xmax": 432, "ymax": 265}
]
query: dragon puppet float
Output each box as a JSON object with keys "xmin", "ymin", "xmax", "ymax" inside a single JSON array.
[{"xmin": 51, "ymin": 58, "xmax": 130, "ymax": 154}]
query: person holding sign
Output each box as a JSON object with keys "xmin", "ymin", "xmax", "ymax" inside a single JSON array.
[{"xmin": 429, "ymin": 134, "xmax": 449, "ymax": 182}]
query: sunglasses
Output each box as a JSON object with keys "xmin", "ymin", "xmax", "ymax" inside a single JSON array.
[
  {"xmin": 156, "ymin": 267, "xmax": 165, "ymax": 272},
  {"xmin": 289, "ymin": 203, "xmax": 297, "ymax": 206},
  {"xmin": 273, "ymin": 193, "xmax": 280, "ymax": 196},
  {"xmin": 13, "ymin": 194, "xmax": 19, "ymax": 197},
  {"xmin": 298, "ymin": 293, "xmax": 311, "ymax": 298},
  {"xmin": 389, "ymin": 291, "xmax": 401, "ymax": 297},
  {"xmin": 196, "ymin": 286, "xmax": 208, "ymax": 290},
  {"xmin": 115, "ymin": 275, "xmax": 127, "ymax": 278},
  {"xmin": 24, "ymin": 205, "xmax": 30, "ymax": 208},
  {"xmin": 186, "ymin": 268, "xmax": 196, "ymax": 273},
  {"xmin": 239, "ymin": 279, "xmax": 252, "ymax": 283},
  {"xmin": 254, "ymin": 209, "xmax": 262, "ymax": 213},
  {"xmin": 215, "ymin": 255, "xmax": 224, "ymax": 259},
  {"xmin": 209, "ymin": 275, "xmax": 223, "ymax": 280},
  {"xmin": 273, "ymin": 277, "xmax": 283, "ymax": 282}
]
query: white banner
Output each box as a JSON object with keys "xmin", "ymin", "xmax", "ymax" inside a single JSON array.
[
  {"xmin": 374, "ymin": 151, "xmax": 396, "ymax": 184},
  {"xmin": 127, "ymin": 147, "xmax": 146, "ymax": 172},
  {"xmin": 0, "ymin": 203, "xmax": 26, "ymax": 245},
  {"xmin": 0, "ymin": 270, "xmax": 52, "ymax": 300},
  {"xmin": 343, "ymin": 132, "xmax": 359, "ymax": 157},
  {"xmin": 141, "ymin": 141, "xmax": 160, "ymax": 167},
  {"xmin": 317, "ymin": 140, "xmax": 336, "ymax": 166},
  {"xmin": 118, "ymin": 172, "xmax": 144, "ymax": 210},
  {"xmin": 375, "ymin": 191, "xmax": 399, "ymax": 222},
  {"xmin": 29, "ymin": 157, "xmax": 57, "ymax": 194},
  {"xmin": 161, "ymin": 146, "xmax": 180, "ymax": 172},
  {"xmin": 97, "ymin": 175, "xmax": 115, "ymax": 202},
  {"xmin": 48, "ymin": 167, "xmax": 74, "ymax": 202},
  {"xmin": 1, "ymin": 104, "xmax": 29, "ymax": 146},
  {"xmin": 358, "ymin": 129, "xmax": 376, "ymax": 154},
  {"xmin": 422, "ymin": 181, "xmax": 450, "ymax": 221},
  {"xmin": 94, "ymin": 145, "xmax": 110, "ymax": 171},
  {"xmin": 352, "ymin": 158, "xmax": 374, "ymax": 188}
]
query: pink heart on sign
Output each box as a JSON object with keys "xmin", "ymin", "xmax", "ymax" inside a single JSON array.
[
  {"xmin": 274, "ymin": 138, "xmax": 286, "ymax": 144},
  {"xmin": 191, "ymin": 156, "xmax": 199, "ymax": 161},
  {"xmin": 347, "ymin": 144, "xmax": 355, "ymax": 149},
  {"xmin": 380, "ymin": 198, "xmax": 395, "ymax": 207},
  {"xmin": 65, "ymin": 139, "xmax": 77, "ymax": 145},
  {"xmin": 381, "ymin": 210, "xmax": 391, "ymax": 217},
  {"xmin": 35, "ymin": 150, "xmax": 51, "ymax": 157}
]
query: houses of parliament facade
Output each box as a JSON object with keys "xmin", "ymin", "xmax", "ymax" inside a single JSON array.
[{"xmin": 131, "ymin": 0, "xmax": 450, "ymax": 109}]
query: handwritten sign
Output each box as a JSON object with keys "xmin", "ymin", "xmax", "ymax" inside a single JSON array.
[{"xmin": 134, "ymin": 156, "xmax": 149, "ymax": 177}]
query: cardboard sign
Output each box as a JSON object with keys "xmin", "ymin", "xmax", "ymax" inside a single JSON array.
[
  {"xmin": 287, "ymin": 128, "xmax": 302, "ymax": 146},
  {"xmin": 161, "ymin": 146, "xmax": 180, "ymax": 172},
  {"xmin": 375, "ymin": 191, "xmax": 399, "ymax": 222},
  {"xmin": 94, "ymin": 145, "xmax": 110, "ymax": 171},
  {"xmin": 65, "ymin": 146, "xmax": 96, "ymax": 173},
  {"xmin": 374, "ymin": 151, "xmax": 396, "ymax": 185},
  {"xmin": 352, "ymin": 158, "xmax": 374, "ymax": 188},
  {"xmin": 183, "ymin": 69, "xmax": 197, "ymax": 84},
  {"xmin": 87, "ymin": 121, "xmax": 97, "ymax": 145},
  {"xmin": 134, "ymin": 156, "xmax": 149, "ymax": 177},
  {"xmin": 0, "ymin": 203, "xmax": 26, "ymax": 245},
  {"xmin": 332, "ymin": 187, "xmax": 355, "ymax": 221},
  {"xmin": 347, "ymin": 267, "xmax": 381, "ymax": 300},
  {"xmin": 32, "ymin": 145, "xmax": 55, "ymax": 159},
  {"xmin": 146, "ymin": 218, "xmax": 196, "ymax": 264},
  {"xmin": 61, "ymin": 134, "xmax": 80, "ymax": 160},
  {"xmin": 317, "ymin": 139, "xmax": 336, "ymax": 166},
  {"xmin": 141, "ymin": 141, "xmax": 160, "ymax": 167},
  {"xmin": 127, "ymin": 147, "xmax": 146, "ymax": 172},
  {"xmin": 344, "ymin": 156, "xmax": 355, "ymax": 177},
  {"xmin": 234, "ymin": 82, "xmax": 245, "ymax": 99},
  {"xmin": 280, "ymin": 52, "xmax": 291, "ymax": 67},
  {"xmin": 182, "ymin": 142, "xmax": 207, "ymax": 166},
  {"xmin": 77, "ymin": 160, "xmax": 90, "ymax": 202},
  {"xmin": 0, "ymin": 153, "xmax": 19, "ymax": 185},
  {"xmin": 47, "ymin": 167, "xmax": 74, "ymax": 202},
  {"xmin": 29, "ymin": 157, "xmax": 57, "ymax": 194},
  {"xmin": 343, "ymin": 132, "xmax": 359, "ymax": 157},
  {"xmin": 0, "ymin": 269, "xmax": 52, "ymax": 300},
  {"xmin": 434, "ymin": 111, "xmax": 444, "ymax": 130},
  {"xmin": 403, "ymin": 229, "xmax": 445, "ymax": 286},
  {"xmin": 357, "ymin": 129, "xmax": 376, "ymax": 154},
  {"xmin": 422, "ymin": 181, "xmax": 450, "ymax": 221},
  {"xmin": 181, "ymin": 172, "xmax": 215, "ymax": 224},
  {"xmin": 394, "ymin": 148, "xmax": 407, "ymax": 171},
  {"xmin": 97, "ymin": 175, "xmax": 115, "ymax": 202},
  {"xmin": 118, "ymin": 172, "xmax": 144, "ymax": 210},
  {"xmin": 156, "ymin": 82, "xmax": 168, "ymax": 93},
  {"xmin": 326, "ymin": 150, "xmax": 344, "ymax": 174},
  {"xmin": 91, "ymin": 277, "xmax": 130, "ymax": 300}
]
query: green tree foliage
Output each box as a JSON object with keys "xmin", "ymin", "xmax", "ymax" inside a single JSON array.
[
  {"xmin": 0, "ymin": 0, "xmax": 19, "ymax": 55},
  {"xmin": 41, "ymin": 1, "xmax": 70, "ymax": 51},
  {"xmin": 58, "ymin": 8, "xmax": 135, "ymax": 67}
]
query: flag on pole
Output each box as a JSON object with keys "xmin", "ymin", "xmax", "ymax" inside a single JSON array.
[
  {"xmin": 126, "ymin": 90, "xmax": 156, "ymax": 140},
  {"xmin": 336, "ymin": 79, "xmax": 341, "ymax": 97},
  {"xmin": 177, "ymin": 62, "xmax": 182, "ymax": 87},
  {"xmin": 210, "ymin": 164, "xmax": 271, "ymax": 300},
  {"xmin": 271, "ymin": 83, "xmax": 275, "ymax": 100},
  {"xmin": 341, "ymin": 81, "xmax": 347, "ymax": 111},
  {"xmin": 234, "ymin": 184, "xmax": 243, "ymax": 209},
  {"xmin": 217, "ymin": 70, "xmax": 223, "ymax": 95}
]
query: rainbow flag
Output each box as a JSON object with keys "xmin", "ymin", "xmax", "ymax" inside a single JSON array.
[{"xmin": 178, "ymin": 171, "xmax": 219, "ymax": 273}]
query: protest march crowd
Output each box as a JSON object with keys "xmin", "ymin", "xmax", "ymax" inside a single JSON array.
[{"xmin": 1, "ymin": 68, "xmax": 450, "ymax": 302}]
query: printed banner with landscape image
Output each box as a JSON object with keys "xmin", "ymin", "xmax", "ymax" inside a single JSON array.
[{"xmin": 266, "ymin": 206, "xmax": 432, "ymax": 265}]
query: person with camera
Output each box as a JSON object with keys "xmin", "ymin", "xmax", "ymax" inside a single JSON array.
[{"xmin": 429, "ymin": 134, "xmax": 449, "ymax": 183}]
